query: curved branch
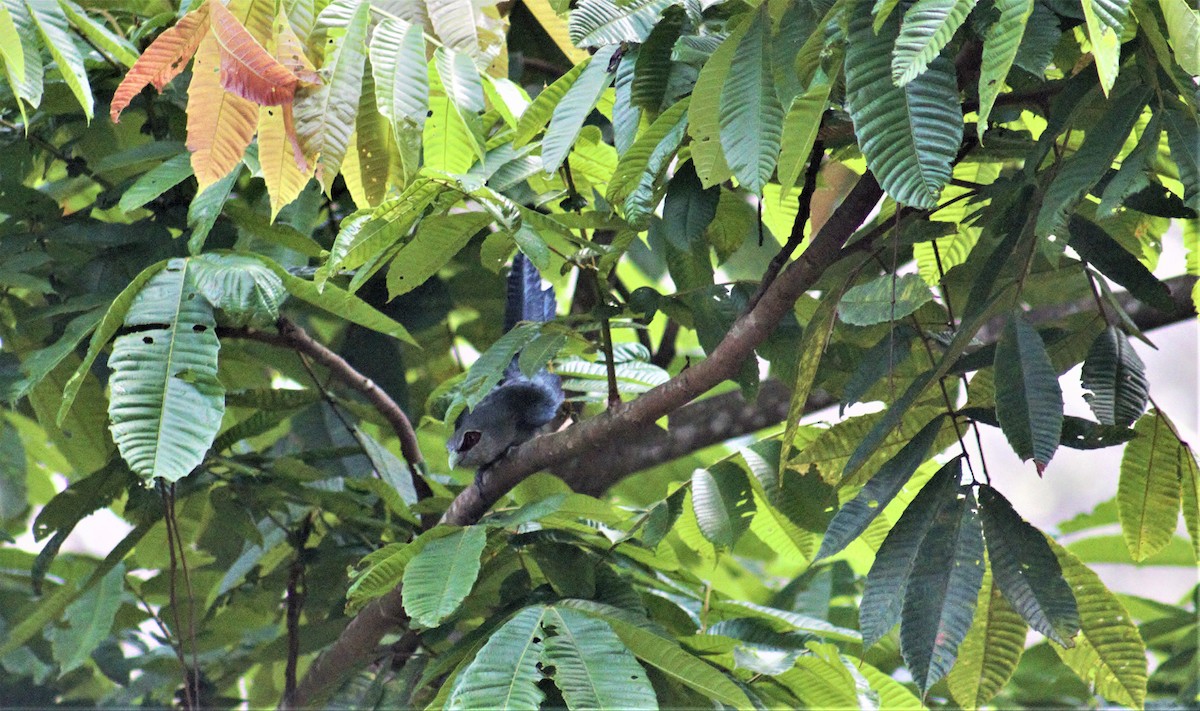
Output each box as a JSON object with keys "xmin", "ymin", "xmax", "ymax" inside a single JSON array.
[{"xmin": 222, "ymin": 317, "xmax": 431, "ymax": 502}]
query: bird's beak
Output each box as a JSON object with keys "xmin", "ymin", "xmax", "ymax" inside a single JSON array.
[{"xmin": 447, "ymin": 449, "xmax": 459, "ymax": 471}]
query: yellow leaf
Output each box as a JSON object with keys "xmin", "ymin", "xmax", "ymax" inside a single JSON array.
[
  {"xmin": 187, "ymin": 35, "xmax": 259, "ymax": 192},
  {"xmin": 258, "ymin": 105, "xmax": 311, "ymax": 219}
]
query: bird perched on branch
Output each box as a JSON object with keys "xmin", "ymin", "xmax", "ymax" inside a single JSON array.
[{"xmin": 446, "ymin": 252, "xmax": 564, "ymax": 478}]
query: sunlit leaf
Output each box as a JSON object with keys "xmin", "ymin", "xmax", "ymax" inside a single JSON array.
[
  {"xmin": 1118, "ymin": 411, "xmax": 1184, "ymax": 562},
  {"xmin": 111, "ymin": 2, "xmax": 210, "ymax": 121}
]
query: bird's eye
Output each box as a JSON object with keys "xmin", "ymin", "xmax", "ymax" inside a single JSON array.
[{"xmin": 460, "ymin": 430, "xmax": 481, "ymax": 452}]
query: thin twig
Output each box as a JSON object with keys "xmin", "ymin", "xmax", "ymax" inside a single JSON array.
[
  {"xmin": 284, "ymin": 515, "xmax": 313, "ymax": 701},
  {"xmin": 222, "ymin": 317, "xmax": 432, "ymax": 504},
  {"xmin": 748, "ymin": 140, "xmax": 825, "ymax": 308},
  {"xmin": 0, "ymin": 118, "xmax": 115, "ymax": 190}
]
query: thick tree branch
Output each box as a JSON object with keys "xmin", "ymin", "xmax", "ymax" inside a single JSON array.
[
  {"xmin": 281, "ymin": 174, "xmax": 884, "ymax": 708},
  {"xmin": 442, "ymin": 173, "xmax": 885, "ymax": 523},
  {"xmin": 223, "ymin": 317, "xmax": 432, "ymax": 503},
  {"xmin": 560, "ymin": 275, "xmax": 1198, "ymax": 487}
]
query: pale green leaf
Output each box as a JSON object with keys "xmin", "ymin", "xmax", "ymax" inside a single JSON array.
[
  {"xmin": 1049, "ymin": 539, "xmax": 1147, "ymax": 708},
  {"xmin": 542, "ymin": 44, "xmax": 617, "ymax": 175},
  {"xmin": 447, "ymin": 606, "xmax": 548, "ymax": 710},
  {"xmin": 24, "ymin": 0, "xmax": 92, "ymax": 119},
  {"xmin": 976, "ymin": 0, "xmax": 1034, "ymax": 141},
  {"xmin": 838, "ymin": 273, "xmax": 935, "ymax": 326},
  {"xmin": 945, "ymin": 568, "xmax": 1028, "ymax": 710},
  {"xmin": 541, "ymin": 608, "xmax": 658, "ymax": 709},
  {"xmin": 1118, "ymin": 411, "xmax": 1184, "ymax": 562},
  {"xmin": 107, "ymin": 258, "xmax": 224, "ymax": 483},
  {"xmin": 402, "ymin": 525, "xmax": 488, "ymax": 627}
]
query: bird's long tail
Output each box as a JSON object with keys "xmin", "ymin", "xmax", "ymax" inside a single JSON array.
[{"xmin": 503, "ymin": 252, "xmax": 556, "ymax": 333}]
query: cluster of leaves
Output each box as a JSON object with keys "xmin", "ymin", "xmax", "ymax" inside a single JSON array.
[{"xmin": 0, "ymin": 0, "xmax": 1197, "ymax": 708}]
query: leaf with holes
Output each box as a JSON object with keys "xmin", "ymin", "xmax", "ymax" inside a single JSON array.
[
  {"xmin": 187, "ymin": 35, "xmax": 258, "ymax": 192},
  {"xmin": 994, "ymin": 312, "xmax": 1062, "ymax": 473},
  {"xmin": 110, "ymin": 3, "xmax": 203, "ymax": 109},
  {"xmin": 447, "ymin": 606, "xmax": 548, "ymax": 710},
  {"xmin": 540, "ymin": 607, "xmax": 657, "ymax": 709},
  {"xmin": 294, "ymin": 0, "xmax": 368, "ymax": 190},
  {"xmin": 107, "ymin": 258, "xmax": 224, "ymax": 483}
]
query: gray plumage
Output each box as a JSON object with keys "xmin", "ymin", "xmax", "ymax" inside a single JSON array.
[{"xmin": 447, "ymin": 253, "xmax": 563, "ymax": 473}]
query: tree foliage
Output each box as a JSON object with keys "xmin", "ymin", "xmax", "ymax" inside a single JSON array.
[{"xmin": 0, "ymin": 0, "xmax": 1197, "ymax": 708}]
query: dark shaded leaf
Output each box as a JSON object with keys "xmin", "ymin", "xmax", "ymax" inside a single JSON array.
[
  {"xmin": 1080, "ymin": 326, "xmax": 1149, "ymax": 426},
  {"xmin": 994, "ymin": 312, "xmax": 1062, "ymax": 473}
]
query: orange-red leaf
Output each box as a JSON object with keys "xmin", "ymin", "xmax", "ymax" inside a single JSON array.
[
  {"xmin": 187, "ymin": 35, "xmax": 258, "ymax": 192},
  {"xmin": 210, "ymin": 0, "xmax": 299, "ymax": 106},
  {"xmin": 110, "ymin": 2, "xmax": 211, "ymax": 122}
]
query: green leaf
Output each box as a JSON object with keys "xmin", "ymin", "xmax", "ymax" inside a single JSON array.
[
  {"xmin": 1059, "ymin": 415, "xmax": 1137, "ymax": 450},
  {"xmin": 541, "ymin": 607, "xmax": 658, "ymax": 709},
  {"xmin": 817, "ymin": 414, "xmax": 944, "ymax": 560},
  {"xmin": 845, "ymin": 2, "xmax": 962, "ymax": 208},
  {"xmin": 0, "ymin": 2, "xmax": 23, "ymax": 84},
  {"xmin": 371, "ymin": 19, "xmax": 429, "ymax": 132},
  {"xmin": 690, "ymin": 462, "xmax": 755, "ymax": 549},
  {"xmin": 57, "ymin": 262, "xmax": 168, "ymax": 425},
  {"xmin": 978, "ymin": 485, "xmax": 1079, "ymax": 645},
  {"xmin": 386, "ymin": 212, "xmax": 492, "ymax": 298},
  {"xmin": 1049, "ymin": 539, "xmax": 1147, "ymax": 708},
  {"xmin": 1034, "ymin": 87, "xmax": 1151, "ymax": 238},
  {"xmin": 186, "ymin": 166, "xmax": 240, "ymax": 254},
  {"xmin": 718, "ymin": 5, "xmax": 783, "ymax": 194},
  {"xmin": 630, "ymin": 6, "xmax": 683, "ymax": 112},
  {"xmin": 514, "ymin": 58, "xmax": 589, "ymax": 148},
  {"xmin": 0, "ymin": 520, "xmax": 151, "ymax": 659},
  {"xmin": 1098, "ymin": 112, "xmax": 1162, "ymax": 217},
  {"xmin": 447, "ymin": 606, "xmax": 547, "ymax": 710},
  {"xmin": 891, "ymin": 0, "xmax": 979, "ymax": 86},
  {"xmin": 456, "ymin": 323, "xmax": 541, "ymax": 412},
  {"xmin": 1118, "ymin": 411, "xmax": 1184, "ymax": 562},
  {"xmin": 50, "ymin": 562, "xmax": 124, "ymax": 673},
  {"xmin": 994, "ymin": 311, "xmax": 1063, "ymax": 473},
  {"xmin": 108, "ymin": 258, "xmax": 224, "ymax": 483},
  {"xmin": 259, "ymin": 256, "xmax": 418, "ymax": 345},
  {"xmin": 119, "ymin": 153, "xmax": 193, "ymax": 214},
  {"xmin": 1179, "ymin": 440, "xmax": 1199, "ymax": 560},
  {"xmin": 1162, "ymin": 99, "xmax": 1199, "ymax": 211},
  {"xmin": 661, "ymin": 161, "xmax": 719, "ymax": 253},
  {"xmin": 860, "ymin": 457, "xmax": 961, "ymax": 649},
  {"xmin": 24, "ymin": 0, "xmax": 92, "ymax": 119},
  {"xmin": 402, "ymin": 525, "xmax": 488, "ymax": 628},
  {"xmin": 1068, "ymin": 217, "xmax": 1175, "ymax": 312},
  {"xmin": 57, "ymin": 0, "xmax": 138, "ymax": 67},
  {"xmin": 542, "ymin": 44, "xmax": 617, "ymax": 175},
  {"xmin": 567, "ymin": 0, "xmax": 675, "ymax": 47},
  {"xmin": 777, "ymin": 76, "xmax": 834, "ymax": 199},
  {"xmin": 838, "ymin": 273, "xmax": 934, "ymax": 326},
  {"xmin": 294, "ymin": 0, "xmax": 369, "ymax": 191},
  {"xmin": 1080, "ymin": 326, "xmax": 1149, "ymax": 427},
  {"xmin": 1158, "ymin": 0, "xmax": 1200, "ymax": 75},
  {"xmin": 1081, "ymin": 0, "xmax": 1128, "ymax": 94},
  {"xmin": 1, "ymin": 0, "xmax": 43, "ymax": 113},
  {"xmin": 899, "ymin": 483, "xmax": 985, "ymax": 694},
  {"xmin": 945, "ymin": 568, "xmax": 1028, "ymax": 710},
  {"xmin": 716, "ymin": 599, "xmax": 862, "ymax": 642},
  {"xmin": 582, "ymin": 609, "xmax": 752, "ymax": 708},
  {"xmin": 607, "ymin": 97, "xmax": 689, "ymax": 227},
  {"xmin": 436, "ymin": 47, "xmax": 485, "ymax": 116},
  {"xmin": 190, "ymin": 253, "xmax": 286, "ymax": 329},
  {"xmin": 687, "ymin": 22, "xmax": 739, "ymax": 188},
  {"xmin": 976, "ymin": 0, "xmax": 1034, "ymax": 141}
]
